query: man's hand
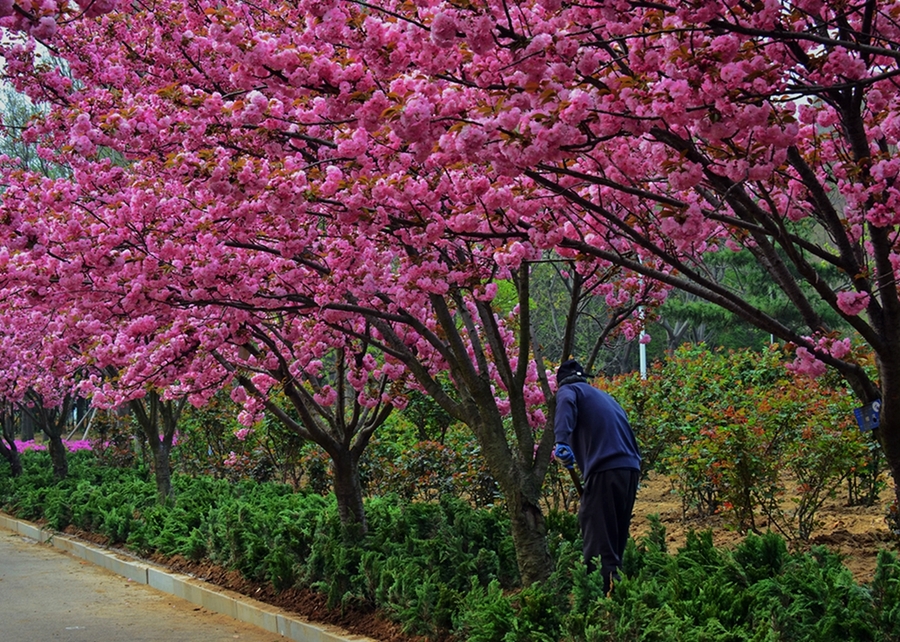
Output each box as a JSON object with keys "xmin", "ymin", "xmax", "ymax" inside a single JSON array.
[{"xmin": 554, "ymin": 443, "xmax": 575, "ymax": 469}]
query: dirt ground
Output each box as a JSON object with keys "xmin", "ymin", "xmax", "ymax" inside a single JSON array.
[
  {"xmin": 630, "ymin": 470, "xmax": 898, "ymax": 583},
  {"xmin": 59, "ymin": 472, "xmax": 900, "ymax": 642}
]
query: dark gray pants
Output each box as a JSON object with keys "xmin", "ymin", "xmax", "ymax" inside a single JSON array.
[{"xmin": 579, "ymin": 467, "xmax": 640, "ymax": 593}]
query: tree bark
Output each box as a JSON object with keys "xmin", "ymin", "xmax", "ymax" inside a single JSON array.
[
  {"xmin": 129, "ymin": 393, "xmax": 185, "ymax": 504},
  {"xmin": 469, "ymin": 413, "xmax": 554, "ymax": 585},
  {"xmin": 876, "ymin": 356, "xmax": 900, "ymax": 531},
  {"xmin": 47, "ymin": 433, "xmax": 68, "ymax": 480},
  {"xmin": 503, "ymin": 485, "xmax": 551, "ymax": 585},
  {"xmin": 21, "ymin": 393, "xmax": 73, "ymax": 480},
  {"xmin": 19, "ymin": 411, "xmax": 35, "ymax": 441},
  {"xmin": 0, "ymin": 440, "xmax": 23, "ymax": 476},
  {"xmin": 8, "ymin": 447, "xmax": 22, "ymax": 476},
  {"xmin": 0, "ymin": 409, "xmax": 22, "ymax": 477},
  {"xmin": 149, "ymin": 439, "xmax": 173, "ymax": 503},
  {"xmin": 331, "ymin": 450, "xmax": 367, "ymax": 538}
]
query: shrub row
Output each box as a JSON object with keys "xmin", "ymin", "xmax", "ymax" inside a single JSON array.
[
  {"xmin": 611, "ymin": 345, "xmax": 884, "ymax": 539},
  {"xmin": 3, "ymin": 451, "xmax": 900, "ymax": 640}
]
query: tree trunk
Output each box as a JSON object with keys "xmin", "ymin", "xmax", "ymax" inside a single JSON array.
[
  {"xmin": 0, "ymin": 440, "xmax": 23, "ymax": 477},
  {"xmin": 504, "ymin": 487, "xmax": 551, "ymax": 586},
  {"xmin": 47, "ymin": 433, "xmax": 68, "ymax": 480},
  {"xmin": 149, "ymin": 438, "xmax": 174, "ymax": 503},
  {"xmin": 473, "ymin": 417, "xmax": 553, "ymax": 585},
  {"xmin": 331, "ymin": 450, "xmax": 367, "ymax": 538},
  {"xmin": 129, "ymin": 393, "xmax": 185, "ymax": 504},
  {"xmin": 19, "ymin": 411, "xmax": 35, "ymax": 441},
  {"xmin": 8, "ymin": 447, "xmax": 22, "ymax": 477},
  {"xmin": 877, "ymin": 359, "xmax": 900, "ymax": 532}
]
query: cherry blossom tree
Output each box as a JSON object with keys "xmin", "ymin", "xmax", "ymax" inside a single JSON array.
[
  {"xmin": 410, "ymin": 0, "xmax": 900, "ymax": 506},
  {"xmin": 220, "ymin": 319, "xmax": 400, "ymax": 535},
  {"xmin": 278, "ymin": 0, "xmax": 898, "ymax": 514},
  {"xmin": 0, "ymin": 315, "xmax": 76, "ymax": 479},
  {"xmin": 128, "ymin": 391, "xmax": 187, "ymax": 502},
  {"xmin": 0, "ymin": 302, "xmax": 85, "ymax": 478},
  {"xmin": 21, "ymin": 388, "xmax": 75, "ymax": 478},
  {"xmin": 0, "ymin": 402, "xmax": 24, "ymax": 476},
  {"xmin": 9, "ymin": 0, "xmax": 895, "ymax": 579},
  {"xmin": 361, "ymin": 261, "xmax": 558, "ymax": 583}
]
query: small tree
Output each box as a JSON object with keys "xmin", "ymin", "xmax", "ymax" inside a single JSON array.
[
  {"xmin": 220, "ymin": 320, "xmax": 398, "ymax": 536},
  {"xmin": 20, "ymin": 390, "xmax": 73, "ymax": 479},
  {"xmin": 127, "ymin": 390, "xmax": 187, "ymax": 503},
  {"xmin": 0, "ymin": 402, "xmax": 23, "ymax": 476}
]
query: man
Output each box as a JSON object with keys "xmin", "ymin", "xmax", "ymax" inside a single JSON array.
[{"xmin": 553, "ymin": 359, "xmax": 641, "ymax": 594}]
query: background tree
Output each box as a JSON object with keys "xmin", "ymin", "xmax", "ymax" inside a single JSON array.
[
  {"xmin": 0, "ymin": 304, "xmax": 86, "ymax": 479},
  {"xmin": 529, "ymin": 258, "xmax": 661, "ymax": 374},
  {"xmin": 221, "ymin": 322, "xmax": 399, "ymax": 535},
  {"xmin": 20, "ymin": 389, "xmax": 73, "ymax": 479},
  {"xmin": 0, "ymin": 84, "xmax": 67, "ymax": 177},
  {"xmin": 126, "ymin": 390, "xmax": 186, "ymax": 502},
  {"xmin": 0, "ymin": 402, "xmax": 23, "ymax": 476}
]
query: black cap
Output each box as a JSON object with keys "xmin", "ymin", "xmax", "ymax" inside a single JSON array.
[{"xmin": 556, "ymin": 359, "xmax": 585, "ymax": 386}]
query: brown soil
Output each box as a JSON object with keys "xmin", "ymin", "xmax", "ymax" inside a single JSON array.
[
  {"xmin": 149, "ymin": 553, "xmax": 430, "ymax": 642},
  {"xmin": 59, "ymin": 472, "xmax": 899, "ymax": 642},
  {"xmin": 630, "ymin": 471, "xmax": 899, "ymax": 582}
]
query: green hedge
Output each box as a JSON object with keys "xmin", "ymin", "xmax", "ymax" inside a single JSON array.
[
  {"xmin": 610, "ymin": 345, "xmax": 883, "ymax": 539},
  {"xmin": 2, "ymin": 451, "xmax": 899, "ymax": 641}
]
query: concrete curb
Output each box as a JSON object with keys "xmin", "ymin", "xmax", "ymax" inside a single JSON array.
[{"xmin": 0, "ymin": 512, "xmax": 376, "ymax": 642}]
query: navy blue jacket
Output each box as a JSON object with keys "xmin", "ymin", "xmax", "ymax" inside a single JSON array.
[{"xmin": 554, "ymin": 382, "xmax": 641, "ymax": 479}]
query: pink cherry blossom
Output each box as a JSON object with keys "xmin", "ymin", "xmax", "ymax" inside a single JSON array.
[
  {"xmin": 786, "ymin": 347, "xmax": 828, "ymax": 378},
  {"xmin": 836, "ymin": 291, "xmax": 870, "ymax": 316},
  {"xmin": 430, "ymin": 12, "xmax": 458, "ymax": 48}
]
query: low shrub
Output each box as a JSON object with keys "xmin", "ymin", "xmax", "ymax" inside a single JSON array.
[
  {"xmin": 611, "ymin": 345, "xmax": 877, "ymax": 539},
  {"xmin": 2, "ymin": 451, "xmax": 898, "ymax": 641}
]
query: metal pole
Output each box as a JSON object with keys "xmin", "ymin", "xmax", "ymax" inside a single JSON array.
[
  {"xmin": 638, "ymin": 256, "xmax": 647, "ymax": 380},
  {"xmin": 639, "ymin": 323, "xmax": 647, "ymax": 380}
]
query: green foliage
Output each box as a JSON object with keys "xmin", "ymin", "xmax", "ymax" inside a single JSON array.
[
  {"xmin": 846, "ymin": 434, "xmax": 887, "ymax": 508},
  {"xmin": 174, "ymin": 392, "xmax": 298, "ymax": 485},
  {"xmin": 871, "ymin": 550, "xmax": 900, "ymax": 639},
  {"xmin": 360, "ymin": 427, "xmax": 500, "ymax": 508},
  {"xmin": 401, "ymin": 387, "xmax": 456, "ymax": 442},
  {"xmin": 2, "ymin": 436, "xmax": 897, "ymax": 641},
  {"xmin": 455, "ymin": 579, "xmax": 519, "ymax": 641},
  {"xmin": 454, "ymin": 573, "xmax": 570, "ymax": 642},
  {"xmin": 560, "ymin": 529, "xmax": 883, "ymax": 642},
  {"xmin": 0, "ymin": 85, "xmax": 71, "ymax": 178},
  {"xmin": 651, "ymin": 245, "xmax": 855, "ymax": 356},
  {"xmin": 0, "ymin": 450, "xmax": 523, "ymax": 637},
  {"xmin": 610, "ymin": 345, "xmax": 876, "ymax": 539},
  {"xmin": 352, "ymin": 495, "xmax": 518, "ymax": 634},
  {"xmin": 365, "ymin": 440, "xmax": 461, "ymax": 502}
]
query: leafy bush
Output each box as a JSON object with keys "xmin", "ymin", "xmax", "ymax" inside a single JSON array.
[
  {"xmin": 361, "ymin": 432, "xmax": 500, "ymax": 508},
  {"xmin": 611, "ymin": 345, "xmax": 876, "ymax": 539},
  {"xmin": 174, "ymin": 393, "xmax": 300, "ymax": 485},
  {"xmin": 562, "ymin": 527, "xmax": 890, "ymax": 642}
]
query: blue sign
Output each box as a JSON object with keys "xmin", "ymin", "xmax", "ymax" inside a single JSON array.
[{"xmin": 854, "ymin": 400, "xmax": 881, "ymax": 432}]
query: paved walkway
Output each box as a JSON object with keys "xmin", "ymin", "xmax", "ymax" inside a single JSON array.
[{"xmin": 0, "ymin": 527, "xmax": 283, "ymax": 642}]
